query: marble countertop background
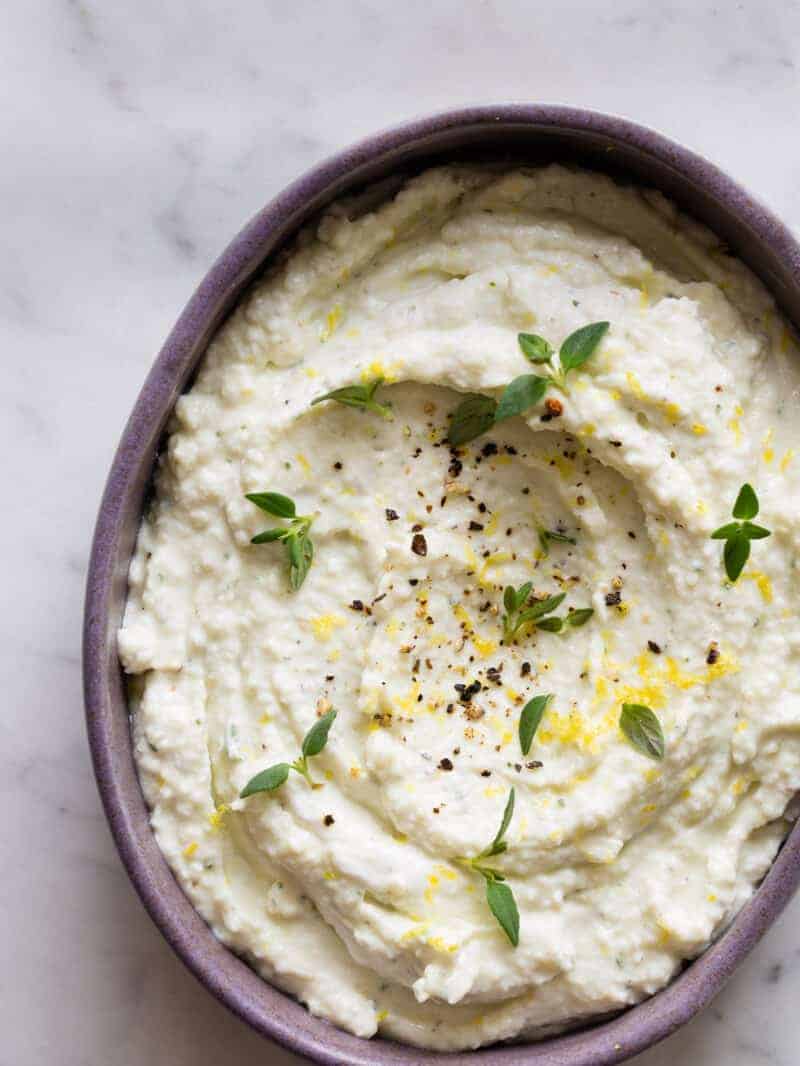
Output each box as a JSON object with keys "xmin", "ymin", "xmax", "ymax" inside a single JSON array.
[{"xmin": 4, "ymin": 1, "xmax": 800, "ymax": 1063}]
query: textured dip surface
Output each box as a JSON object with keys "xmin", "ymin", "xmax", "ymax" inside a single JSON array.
[{"xmin": 119, "ymin": 165, "xmax": 800, "ymax": 1051}]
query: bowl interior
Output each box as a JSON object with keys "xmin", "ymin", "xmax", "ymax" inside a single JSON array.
[{"xmin": 84, "ymin": 106, "xmax": 800, "ymax": 1066}]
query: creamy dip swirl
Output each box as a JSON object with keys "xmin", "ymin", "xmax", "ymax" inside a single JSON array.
[{"xmin": 119, "ymin": 165, "xmax": 800, "ymax": 1050}]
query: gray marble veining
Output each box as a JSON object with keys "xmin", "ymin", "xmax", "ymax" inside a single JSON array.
[{"xmin": 4, "ymin": 1, "xmax": 800, "ymax": 1063}]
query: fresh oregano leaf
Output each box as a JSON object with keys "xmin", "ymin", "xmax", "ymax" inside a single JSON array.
[
  {"xmin": 534, "ymin": 615, "xmax": 564, "ymax": 633},
  {"xmin": 619, "ymin": 703, "xmax": 665, "ymax": 761},
  {"xmin": 447, "ymin": 393, "xmax": 498, "ymax": 446},
  {"xmin": 302, "ymin": 709, "xmax": 337, "ymax": 759},
  {"xmin": 250, "ymin": 528, "xmax": 288, "ymax": 544},
  {"xmin": 518, "ymin": 333, "xmax": 554, "ymax": 363},
  {"xmin": 311, "ymin": 378, "xmax": 392, "ymax": 418},
  {"xmin": 490, "ymin": 788, "xmax": 515, "ymax": 852},
  {"xmin": 711, "ymin": 521, "xmax": 742, "ymax": 540},
  {"xmin": 741, "ymin": 522, "xmax": 771, "ymax": 540},
  {"xmin": 241, "ymin": 706, "xmax": 338, "ymax": 797},
  {"xmin": 558, "ymin": 321, "xmax": 609, "ymax": 374},
  {"xmin": 485, "ymin": 877, "xmax": 520, "ymax": 947},
  {"xmin": 289, "ymin": 533, "xmax": 314, "ymax": 591},
  {"xmin": 247, "ymin": 492, "xmax": 316, "ymax": 590},
  {"xmin": 565, "ymin": 608, "xmax": 594, "ymax": 628},
  {"xmin": 711, "ymin": 483, "xmax": 770, "ymax": 582},
  {"xmin": 519, "ymin": 694, "xmax": 552, "ymax": 755},
  {"xmin": 522, "ymin": 592, "xmax": 566, "ymax": 620},
  {"xmin": 495, "ymin": 374, "xmax": 548, "ymax": 422},
  {"xmin": 732, "ymin": 482, "xmax": 759, "ymax": 520},
  {"xmin": 240, "ymin": 762, "xmax": 291, "ymax": 798},
  {"xmin": 245, "ymin": 492, "xmax": 296, "ymax": 519},
  {"xmin": 724, "ymin": 533, "xmax": 750, "ymax": 582}
]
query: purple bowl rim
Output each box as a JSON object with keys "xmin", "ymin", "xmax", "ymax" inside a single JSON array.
[{"xmin": 83, "ymin": 104, "xmax": 800, "ymax": 1066}]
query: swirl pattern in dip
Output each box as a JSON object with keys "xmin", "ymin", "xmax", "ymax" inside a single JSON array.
[{"xmin": 119, "ymin": 165, "xmax": 800, "ymax": 1050}]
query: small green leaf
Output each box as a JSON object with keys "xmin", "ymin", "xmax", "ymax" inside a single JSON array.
[
  {"xmin": 251, "ymin": 528, "xmax": 288, "ymax": 544},
  {"xmin": 534, "ymin": 615, "xmax": 564, "ymax": 633},
  {"xmin": 301, "ymin": 708, "xmax": 338, "ymax": 758},
  {"xmin": 515, "ymin": 582, "xmax": 532, "ymax": 609},
  {"xmin": 503, "ymin": 585, "xmax": 516, "ymax": 613},
  {"xmin": 543, "ymin": 529, "xmax": 576, "ymax": 545},
  {"xmin": 490, "ymin": 788, "xmax": 515, "ymax": 852},
  {"xmin": 519, "ymin": 694, "xmax": 552, "ymax": 755},
  {"xmin": 447, "ymin": 393, "xmax": 498, "ymax": 445},
  {"xmin": 741, "ymin": 522, "xmax": 771, "ymax": 540},
  {"xmin": 732, "ymin": 483, "xmax": 759, "ymax": 520},
  {"xmin": 311, "ymin": 384, "xmax": 368, "ymax": 407},
  {"xmin": 240, "ymin": 762, "xmax": 291, "ymax": 798},
  {"xmin": 523, "ymin": 592, "xmax": 566, "ymax": 620},
  {"xmin": 288, "ymin": 533, "xmax": 314, "ymax": 590},
  {"xmin": 246, "ymin": 492, "xmax": 296, "ymax": 518},
  {"xmin": 495, "ymin": 374, "xmax": 548, "ymax": 423},
  {"xmin": 311, "ymin": 380, "xmax": 391, "ymax": 418},
  {"xmin": 619, "ymin": 703, "xmax": 665, "ymax": 761},
  {"xmin": 565, "ymin": 608, "xmax": 594, "ymax": 628},
  {"xmin": 724, "ymin": 533, "xmax": 750, "ymax": 582},
  {"xmin": 711, "ymin": 522, "xmax": 742, "ymax": 540},
  {"xmin": 518, "ymin": 333, "xmax": 554, "ymax": 364},
  {"xmin": 558, "ymin": 321, "xmax": 609, "ymax": 374},
  {"xmin": 485, "ymin": 878, "xmax": 520, "ymax": 946}
]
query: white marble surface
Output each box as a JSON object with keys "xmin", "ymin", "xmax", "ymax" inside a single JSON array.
[{"xmin": 5, "ymin": 1, "xmax": 800, "ymax": 1062}]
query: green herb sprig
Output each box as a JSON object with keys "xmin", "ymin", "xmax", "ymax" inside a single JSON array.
[
  {"xmin": 711, "ymin": 483, "xmax": 771, "ymax": 582},
  {"xmin": 502, "ymin": 583, "xmax": 593, "ymax": 643},
  {"xmin": 619, "ymin": 703, "xmax": 664, "ymax": 761},
  {"xmin": 455, "ymin": 789, "xmax": 519, "ymax": 946},
  {"xmin": 520, "ymin": 321, "xmax": 609, "ymax": 390},
  {"xmin": 446, "ymin": 321, "xmax": 609, "ymax": 446},
  {"xmin": 240, "ymin": 709, "xmax": 337, "ymax": 796},
  {"xmin": 519, "ymin": 694, "xmax": 552, "ymax": 755},
  {"xmin": 246, "ymin": 491, "xmax": 315, "ymax": 590},
  {"xmin": 537, "ymin": 527, "xmax": 577, "ymax": 556},
  {"xmin": 311, "ymin": 377, "xmax": 392, "ymax": 419}
]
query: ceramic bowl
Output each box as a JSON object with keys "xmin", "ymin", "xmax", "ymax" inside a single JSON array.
[{"xmin": 84, "ymin": 105, "xmax": 800, "ymax": 1065}]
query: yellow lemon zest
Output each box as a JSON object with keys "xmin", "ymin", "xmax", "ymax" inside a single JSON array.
[
  {"xmin": 320, "ymin": 304, "xmax": 343, "ymax": 341},
  {"xmin": 477, "ymin": 551, "xmax": 512, "ymax": 588},
  {"xmin": 727, "ymin": 403, "xmax": 744, "ymax": 444},
  {"xmin": 453, "ymin": 603, "xmax": 498, "ymax": 658},
  {"xmin": 485, "ymin": 510, "xmax": 500, "ymax": 537},
  {"xmin": 741, "ymin": 570, "xmax": 772, "ymax": 603},
  {"xmin": 400, "ymin": 923, "xmax": 429, "ymax": 943},
  {"xmin": 209, "ymin": 804, "xmax": 230, "ymax": 830},
  {"xmin": 396, "ymin": 682, "xmax": 421, "ymax": 714},
  {"xmin": 310, "ymin": 613, "xmax": 345, "ymax": 641}
]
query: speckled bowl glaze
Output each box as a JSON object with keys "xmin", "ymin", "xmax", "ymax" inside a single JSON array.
[{"xmin": 84, "ymin": 106, "xmax": 800, "ymax": 1065}]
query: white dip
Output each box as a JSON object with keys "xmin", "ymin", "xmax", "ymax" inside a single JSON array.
[{"xmin": 119, "ymin": 165, "xmax": 800, "ymax": 1051}]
